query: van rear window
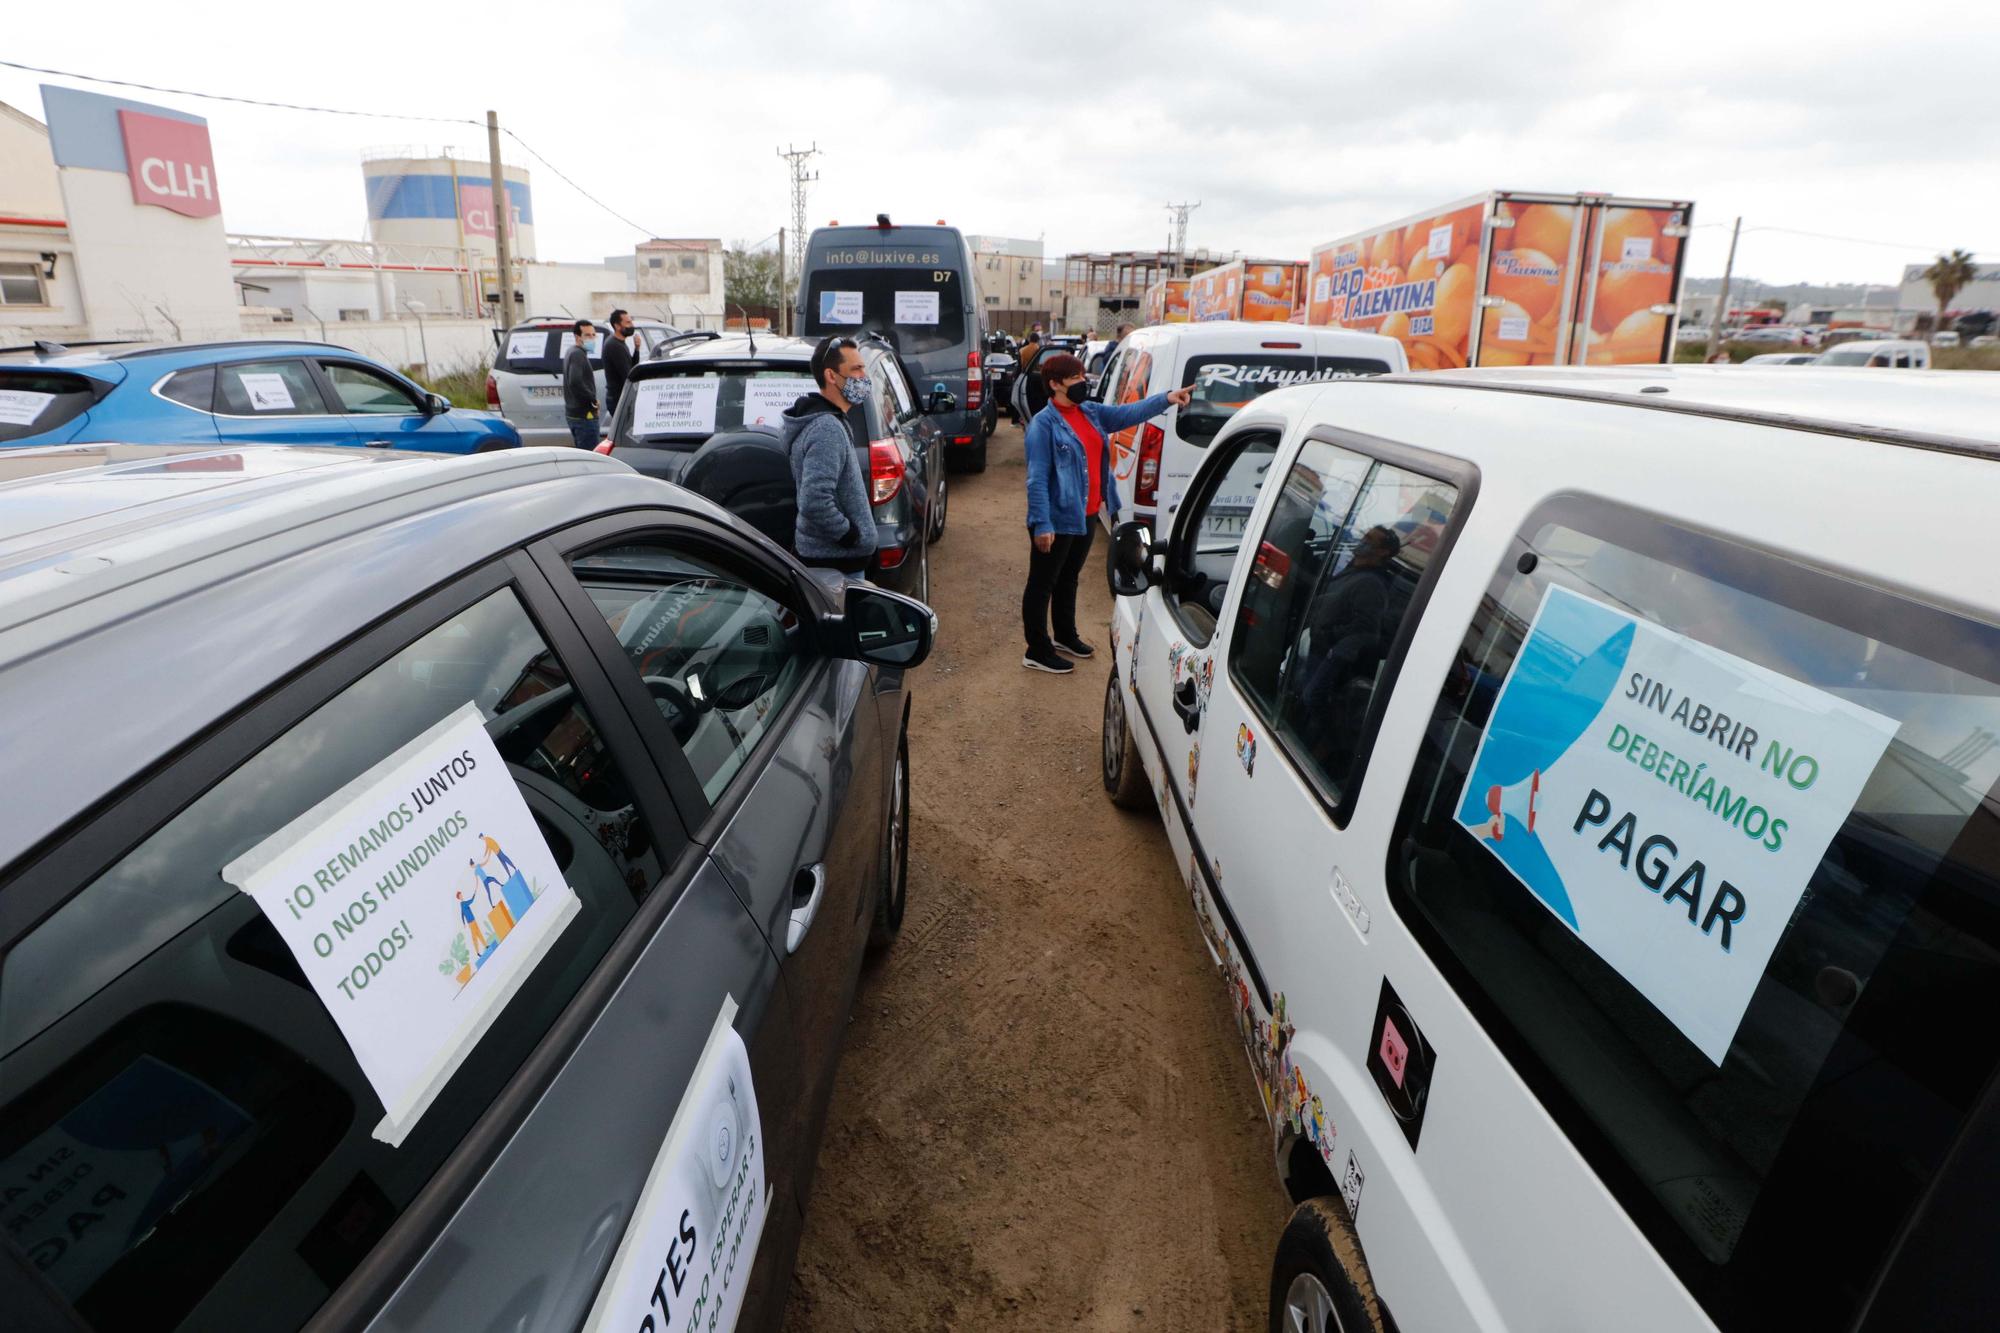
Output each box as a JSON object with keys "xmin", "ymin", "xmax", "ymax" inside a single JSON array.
[
  {"xmin": 496, "ymin": 327, "xmax": 600, "ymax": 376},
  {"xmin": 802, "ymin": 269, "xmax": 967, "ymax": 356},
  {"xmin": 1390, "ymin": 494, "xmax": 2000, "ymax": 1331},
  {"xmin": 1177, "ymin": 355, "xmax": 1390, "ymax": 443},
  {"xmin": 0, "ymin": 370, "xmax": 103, "ymax": 442}
]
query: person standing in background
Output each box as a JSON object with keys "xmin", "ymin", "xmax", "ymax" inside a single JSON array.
[
  {"xmin": 780, "ymin": 335, "xmax": 879, "ymax": 577},
  {"xmin": 602, "ymin": 309, "xmax": 636, "ymax": 418},
  {"xmin": 561, "ymin": 318, "xmax": 600, "ymax": 449}
]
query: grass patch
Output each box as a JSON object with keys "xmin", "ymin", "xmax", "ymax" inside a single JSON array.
[{"xmin": 404, "ymin": 361, "xmax": 492, "ymax": 409}]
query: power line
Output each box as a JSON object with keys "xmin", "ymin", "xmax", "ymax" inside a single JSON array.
[{"xmin": 1, "ymin": 57, "xmax": 657, "ymax": 237}]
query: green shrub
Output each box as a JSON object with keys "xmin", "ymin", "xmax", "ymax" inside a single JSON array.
[{"xmin": 404, "ymin": 360, "xmax": 492, "ymax": 409}]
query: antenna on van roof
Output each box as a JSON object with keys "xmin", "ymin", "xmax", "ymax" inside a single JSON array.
[{"xmin": 734, "ymin": 305, "xmax": 756, "ymax": 355}]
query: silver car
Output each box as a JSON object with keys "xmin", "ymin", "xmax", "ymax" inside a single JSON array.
[
  {"xmin": 487, "ymin": 317, "xmax": 682, "ymax": 447},
  {"xmin": 0, "ymin": 442, "xmax": 930, "ymax": 1331}
]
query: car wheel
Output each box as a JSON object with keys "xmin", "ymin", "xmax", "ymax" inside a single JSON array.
[
  {"xmin": 1103, "ymin": 666, "xmax": 1150, "ymax": 810},
  {"xmin": 928, "ymin": 470, "xmax": 948, "ymax": 543},
  {"xmin": 1268, "ymin": 1199, "xmax": 1381, "ymax": 1333},
  {"xmin": 868, "ymin": 729, "xmax": 910, "ymax": 951}
]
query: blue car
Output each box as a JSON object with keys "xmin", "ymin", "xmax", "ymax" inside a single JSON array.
[{"xmin": 0, "ymin": 340, "xmax": 520, "ymax": 453}]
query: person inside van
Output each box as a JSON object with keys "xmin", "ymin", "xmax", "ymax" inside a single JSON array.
[
  {"xmin": 1020, "ymin": 353, "xmax": 1190, "ymax": 674},
  {"xmin": 781, "ymin": 335, "xmax": 878, "ymax": 578}
]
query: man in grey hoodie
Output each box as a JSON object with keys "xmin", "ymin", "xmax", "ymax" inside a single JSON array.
[{"xmin": 780, "ymin": 335, "xmax": 878, "ymax": 576}]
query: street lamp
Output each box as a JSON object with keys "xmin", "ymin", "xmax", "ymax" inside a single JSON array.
[{"xmin": 402, "ymin": 300, "xmax": 430, "ymax": 380}]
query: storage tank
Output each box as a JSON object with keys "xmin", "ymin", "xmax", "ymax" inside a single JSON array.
[{"xmin": 361, "ymin": 148, "xmax": 535, "ymax": 261}]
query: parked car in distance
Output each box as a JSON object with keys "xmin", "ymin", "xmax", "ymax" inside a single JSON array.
[
  {"xmin": 1674, "ymin": 323, "xmax": 1713, "ymax": 343},
  {"xmin": 795, "ymin": 219, "xmax": 989, "ymax": 472},
  {"xmin": 1102, "ymin": 364, "xmax": 2000, "ymax": 1333},
  {"xmin": 1734, "ymin": 325, "xmax": 1814, "ymax": 347},
  {"xmin": 1933, "ymin": 330, "xmax": 1961, "ymax": 348},
  {"xmin": 1815, "ymin": 338, "xmax": 1932, "ymax": 368},
  {"xmin": 1094, "ymin": 321, "xmax": 1406, "ymax": 535},
  {"xmin": 1818, "ymin": 327, "xmax": 1888, "ymax": 349},
  {"xmin": 486, "ymin": 317, "xmax": 681, "ymax": 447},
  {"xmin": 0, "ymin": 441, "xmax": 931, "ymax": 1333},
  {"xmin": 0, "ymin": 341, "xmax": 519, "ymax": 452},
  {"xmin": 600, "ymin": 332, "xmax": 947, "ymax": 603},
  {"xmin": 1742, "ymin": 351, "xmax": 1820, "ymax": 365}
]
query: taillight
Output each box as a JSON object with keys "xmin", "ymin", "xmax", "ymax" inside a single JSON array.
[
  {"xmin": 485, "ymin": 374, "xmax": 499, "ymax": 408},
  {"xmin": 869, "ymin": 440, "xmax": 902, "ymax": 504},
  {"xmin": 594, "ymin": 439, "xmax": 614, "ymax": 455},
  {"xmin": 876, "ymin": 544, "xmax": 908, "ymax": 569},
  {"xmin": 1135, "ymin": 423, "xmax": 1165, "ymax": 508},
  {"xmin": 965, "ymin": 349, "xmax": 982, "ymax": 410},
  {"xmin": 1252, "ymin": 541, "xmax": 1292, "ymax": 590}
]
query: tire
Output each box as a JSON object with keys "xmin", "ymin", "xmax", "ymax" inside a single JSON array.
[
  {"xmin": 928, "ymin": 469, "xmax": 948, "ymax": 543},
  {"xmin": 948, "ymin": 434, "xmax": 988, "ymax": 474},
  {"xmin": 1268, "ymin": 1199, "xmax": 1382, "ymax": 1333},
  {"xmin": 1102, "ymin": 666, "xmax": 1150, "ymax": 810},
  {"xmin": 868, "ymin": 729, "xmax": 911, "ymax": 951}
]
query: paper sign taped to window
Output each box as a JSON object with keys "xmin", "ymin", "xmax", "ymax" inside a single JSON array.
[
  {"xmin": 741, "ymin": 378, "xmax": 815, "ymax": 428},
  {"xmin": 505, "ymin": 330, "xmax": 547, "ymax": 363},
  {"xmin": 1497, "ymin": 315, "xmax": 1530, "ymax": 342},
  {"xmin": 237, "ymin": 372, "xmax": 295, "ymax": 412},
  {"xmin": 1621, "ymin": 236, "xmax": 1654, "ymax": 264},
  {"xmin": 223, "ymin": 701, "xmax": 581, "ymax": 1143},
  {"xmin": 0, "ymin": 389, "xmax": 54, "ymax": 426},
  {"xmin": 819, "ymin": 290, "xmax": 863, "ymax": 324},
  {"xmin": 1454, "ymin": 585, "xmax": 1899, "ymax": 1063},
  {"xmin": 581, "ymin": 996, "xmax": 769, "ymax": 1333},
  {"xmin": 894, "ymin": 290, "xmax": 940, "ymax": 325},
  {"xmin": 632, "ymin": 377, "xmax": 721, "ymax": 435}
]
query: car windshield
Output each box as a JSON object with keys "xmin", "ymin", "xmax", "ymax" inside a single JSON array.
[
  {"xmin": 802, "ymin": 268, "xmax": 968, "ymax": 356},
  {"xmin": 0, "ymin": 369, "xmax": 103, "ymax": 442},
  {"xmin": 619, "ymin": 364, "xmax": 821, "ymax": 448},
  {"xmin": 1816, "ymin": 349, "xmax": 1873, "ymax": 365},
  {"xmin": 1177, "ymin": 354, "xmax": 1393, "ymax": 443}
]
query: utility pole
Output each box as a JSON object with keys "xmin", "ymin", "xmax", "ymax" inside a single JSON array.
[
  {"xmin": 777, "ymin": 227, "xmax": 787, "ymax": 334},
  {"xmin": 486, "ymin": 111, "xmax": 515, "ymax": 333},
  {"xmin": 1705, "ymin": 215, "xmax": 1741, "ymax": 363},
  {"xmin": 777, "ymin": 144, "xmax": 820, "ymax": 319},
  {"xmin": 1166, "ymin": 201, "xmax": 1200, "ymax": 276}
]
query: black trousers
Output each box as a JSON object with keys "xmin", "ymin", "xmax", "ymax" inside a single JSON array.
[{"xmin": 1022, "ymin": 525, "xmax": 1095, "ymax": 652}]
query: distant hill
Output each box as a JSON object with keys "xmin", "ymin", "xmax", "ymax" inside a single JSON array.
[{"xmin": 1680, "ymin": 276, "xmax": 1902, "ymax": 309}]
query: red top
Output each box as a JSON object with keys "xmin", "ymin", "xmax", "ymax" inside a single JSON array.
[{"xmin": 1056, "ymin": 402, "xmax": 1105, "ymax": 515}]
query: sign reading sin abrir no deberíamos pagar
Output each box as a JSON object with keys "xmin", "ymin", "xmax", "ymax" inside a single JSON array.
[
  {"xmin": 1456, "ymin": 585, "xmax": 1900, "ymax": 1064},
  {"xmin": 224, "ymin": 701, "xmax": 581, "ymax": 1145}
]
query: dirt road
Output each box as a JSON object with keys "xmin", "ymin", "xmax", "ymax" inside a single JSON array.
[{"xmin": 783, "ymin": 422, "xmax": 1292, "ymax": 1331}]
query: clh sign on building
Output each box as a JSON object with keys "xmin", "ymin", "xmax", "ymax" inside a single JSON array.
[{"xmin": 117, "ymin": 110, "xmax": 219, "ymax": 217}]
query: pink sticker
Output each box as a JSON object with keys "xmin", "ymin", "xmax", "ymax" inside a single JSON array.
[{"xmin": 1379, "ymin": 1018, "xmax": 1409, "ymax": 1088}]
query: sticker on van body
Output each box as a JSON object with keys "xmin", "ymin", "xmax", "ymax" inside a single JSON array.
[{"xmin": 1454, "ymin": 584, "xmax": 1900, "ymax": 1063}]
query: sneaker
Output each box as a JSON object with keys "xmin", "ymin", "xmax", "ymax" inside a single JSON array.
[
  {"xmin": 1054, "ymin": 636, "xmax": 1096, "ymax": 659},
  {"xmin": 1022, "ymin": 646, "xmax": 1075, "ymax": 674}
]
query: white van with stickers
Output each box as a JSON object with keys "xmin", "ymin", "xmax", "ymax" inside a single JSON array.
[
  {"xmin": 1095, "ymin": 322, "xmax": 1404, "ymax": 537},
  {"xmin": 1102, "ymin": 366, "xmax": 2000, "ymax": 1333}
]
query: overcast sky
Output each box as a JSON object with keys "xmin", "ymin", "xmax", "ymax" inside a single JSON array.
[{"xmin": 5, "ymin": 1, "xmax": 1995, "ymax": 287}]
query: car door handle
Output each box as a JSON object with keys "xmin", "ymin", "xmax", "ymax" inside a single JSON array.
[
  {"xmin": 364, "ymin": 439, "xmax": 395, "ymax": 448},
  {"xmin": 786, "ymin": 862, "xmax": 826, "ymax": 955},
  {"xmin": 1173, "ymin": 677, "xmax": 1201, "ymax": 732}
]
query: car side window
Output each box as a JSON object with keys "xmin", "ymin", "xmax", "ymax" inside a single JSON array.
[
  {"xmin": 1390, "ymin": 498, "xmax": 2000, "ymax": 1332},
  {"xmin": 0, "ymin": 586, "xmax": 662, "ymax": 1332},
  {"xmin": 570, "ymin": 542, "xmax": 812, "ymax": 804},
  {"xmin": 1163, "ymin": 428, "xmax": 1280, "ymax": 645},
  {"xmin": 158, "ymin": 366, "xmax": 216, "ymax": 411},
  {"xmin": 1229, "ymin": 439, "xmax": 1462, "ymax": 811},
  {"xmin": 878, "ymin": 355, "xmax": 914, "ymax": 421},
  {"xmin": 324, "ymin": 362, "xmax": 423, "ymax": 415},
  {"xmin": 214, "ymin": 360, "xmax": 329, "ymax": 416}
]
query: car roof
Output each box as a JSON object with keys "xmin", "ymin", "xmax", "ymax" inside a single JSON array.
[
  {"xmin": 0, "ymin": 443, "xmax": 739, "ymax": 874},
  {"xmin": 1820, "ymin": 339, "xmax": 1921, "ymax": 351},
  {"xmin": 1139, "ymin": 320, "xmax": 1402, "ymax": 352},
  {"xmin": 1362, "ymin": 364, "xmax": 2000, "ymax": 457},
  {"xmin": 646, "ymin": 334, "xmax": 816, "ymax": 367},
  {"xmin": 0, "ymin": 340, "xmax": 359, "ymax": 370}
]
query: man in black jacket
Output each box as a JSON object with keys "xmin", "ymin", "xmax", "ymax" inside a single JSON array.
[
  {"xmin": 561, "ymin": 318, "xmax": 600, "ymax": 448},
  {"xmin": 602, "ymin": 308, "xmax": 636, "ymax": 418}
]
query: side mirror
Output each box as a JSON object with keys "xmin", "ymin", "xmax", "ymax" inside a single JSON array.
[
  {"xmin": 830, "ymin": 583, "xmax": 935, "ymax": 669},
  {"xmin": 1109, "ymin": 520, "xmax": 1154, "ymax": 597},
  {"xmin": 424, "ymin": 392, "xmax": 449, "ymax": 415},
  {"xmin": 925, "ymin": 386, "xmax": 958, "ymax": 415}
]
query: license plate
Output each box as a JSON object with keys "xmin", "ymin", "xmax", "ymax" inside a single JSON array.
[{"xmin": 528, "ymin": 386, "xmax": 563, "ymax": 399}]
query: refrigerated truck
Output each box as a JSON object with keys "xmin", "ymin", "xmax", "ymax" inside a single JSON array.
[
  {"xmin": 1143, "ymin": 276, "xmax": 1192, "ymax": 325},
  {"xmin": 1187, "ymin": 260, "xmax": 1307, "ymax": 324},
  {"xmin": 1303, "ymin": 192, "xmax": 1694, "ymax": 369}
]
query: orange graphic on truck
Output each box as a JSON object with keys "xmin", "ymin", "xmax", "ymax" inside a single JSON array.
[{"xmin": 1189, "ymin": 261, "xmax": 1306, "ymax": 324}]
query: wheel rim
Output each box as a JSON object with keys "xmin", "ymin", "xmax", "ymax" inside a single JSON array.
[
  {"xmin": 931, "ymin": 473, "xmax": 946, "ymax": 538},
  {"xmin": 1281, "ymin": 1273, "xmax": 1342, "ymax": 1333},
  {"xmin": 889, "ymin": 748, "xmax": 908, "ymax": 911},
  {"xmin": 1103, "ymin": 672, "xmax": 1124, "ymax": 784}
]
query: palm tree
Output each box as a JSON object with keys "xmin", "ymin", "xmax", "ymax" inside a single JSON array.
[{"xmin": 1922, "ymin": 249, "xmax": 1978, "ymax": 341}]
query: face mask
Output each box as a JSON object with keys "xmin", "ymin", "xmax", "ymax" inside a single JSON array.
[
  {"xmin": 1064, "ymin": 380, "xmax": 1089, "ymax": 404},
  {"xmin": 841, "ymin": 375, "xmax": 871, "ymax": 406}
]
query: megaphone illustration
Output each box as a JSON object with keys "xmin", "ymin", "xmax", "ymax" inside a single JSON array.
[{"xmin": 1482, "ymin": 770, "xmax": 1540, "ymax": 841}]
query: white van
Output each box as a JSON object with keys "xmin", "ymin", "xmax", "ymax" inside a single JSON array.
[
  {"xmin": 1101, "ymin": 365, "xmax": 2000, "ymax": 1332},
  {"xmin": 1814, "ymin": 338, "xmax": 1932, "ymax": 369},
  {"xmin": 1095, "ymin": 322, "xmax": 1405, "ymax": 536}
]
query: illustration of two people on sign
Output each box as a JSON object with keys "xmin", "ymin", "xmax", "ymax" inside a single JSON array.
[{"xmin": 452, "ymin": 834, "xmax": 535, "ymax": 973}]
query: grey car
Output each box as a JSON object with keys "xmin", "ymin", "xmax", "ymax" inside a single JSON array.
[
  {"xmin": 488, "ymin": 318, "xmax": 683, "ymax": 446},
  {"xmin": 0, "ymin": 443, "xmax": 931, "ymax": 1332}
]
